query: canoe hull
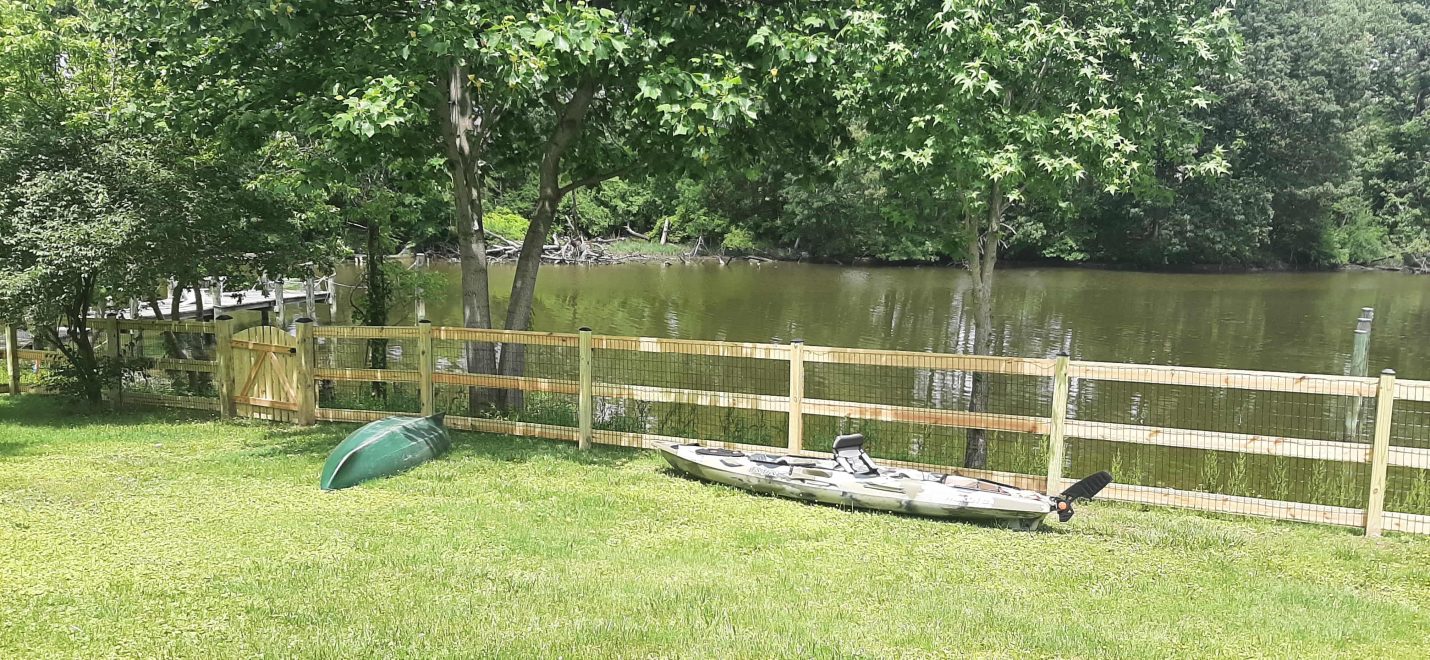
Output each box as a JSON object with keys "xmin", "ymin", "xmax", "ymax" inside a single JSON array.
[
  {"xmin": 656, "ymin": 441, "xmax": 1052, "ymax": 530},
  {"xmin": 320, "ymin": 414, "xmax": 450, "ymax": 490}
]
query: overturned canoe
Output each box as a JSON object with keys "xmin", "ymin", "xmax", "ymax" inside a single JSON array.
[
  {"xmin": 656, "ymin": 434, "xmax": 1112, "ymax": 531},
  {"xmin": 320, "ymin": 413, "xmax": 451, "ymax": 491}
]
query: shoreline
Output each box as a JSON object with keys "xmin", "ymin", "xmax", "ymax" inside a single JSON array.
[{"xmin": 418, "ymin": 239, "xmax": 1418, "ymax": 276}]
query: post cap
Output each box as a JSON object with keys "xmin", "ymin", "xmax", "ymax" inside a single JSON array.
[
  {"xmin": 216, "ymin": 314, "xmax": 234, "ymax": 321},
  {"xmin": 1057, "ymin": 351, "xmax": 1069, "ymax": 357},
  {"xmin": 1382, "ymin": 368, "xmax": 1396, "ymax": 375},
  {"xmin": 578, "ymin": 326, "xmax": 592, "ymax": 332},
  {"xmin": 105, "ymin": 312, "xmax": 118, "ymax": 318},
  {"xmin": 295, "ymin": 317, "xmax": 313, "ymax": 324},
  {"xmin": 418, "ymin": 319, "xmax": 432, "ymax": 325},
  {"xmin": 791, "ymin": 338, "xmax": 804, "ymax": 345}
]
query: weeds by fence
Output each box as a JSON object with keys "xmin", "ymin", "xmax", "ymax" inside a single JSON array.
[{"xmin": 5, "ymin": 317, "xmax": 1430, "ymax": 537}]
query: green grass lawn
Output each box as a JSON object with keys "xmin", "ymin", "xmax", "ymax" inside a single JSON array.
[{"xmin": 2, "ymin": 396, "xmax": 1429, "ymax": 658}]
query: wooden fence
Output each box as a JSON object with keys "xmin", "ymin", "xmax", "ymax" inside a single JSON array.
[{"xmin": 4, "ymin": 317, "xmax": 1430, "ymax": 538}]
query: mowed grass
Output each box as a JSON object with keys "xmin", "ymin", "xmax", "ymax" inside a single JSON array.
[{"xmin": 2, "ymin": 397, "xmax": 1430, "ymax": 658}]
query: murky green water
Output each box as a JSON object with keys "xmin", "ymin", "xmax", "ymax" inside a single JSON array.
[
  {"xmin": 322, "ymin": 262, "xmax": 1430, "ymax": 512},
  {"xmin": 337, "ymin": 261, "xmax": 1426, "ymax": 376}
]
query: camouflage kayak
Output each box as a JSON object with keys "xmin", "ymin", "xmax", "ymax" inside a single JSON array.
[
  {"xmin": 320, "ymin": 413, "xmax": 450, "ymax": 490},
  {"xmin": 655, "ymin": 434, "xmax": 1111, "ymax": 531}
]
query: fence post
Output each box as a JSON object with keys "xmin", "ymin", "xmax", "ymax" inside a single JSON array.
[
  {"xmin": 214, "ymin": 315, "xmax": 236, "ymax": 419},
  {"xmin": 1366, "ymin": 368, "xmax": 1396, "ymax": 537},
  {"xmin": 578, "ymin": 327, "xmax": 594, "ymax": 450},
  {"xmin": 788, "ymin": 340, "xmax": 805, "ymax": 453},
  {"xmin": 1046, "ymin": 352, "xmax": 1071, "ymax": 495},
  {"xmin": 105, "ymin": 313, "xmax": 122, "ymax": 407},
  {"xmin": 418, "ymin": 320, "xmax": 434, "ymax": 416},
  {"xmin": 4, "ymin": 324, "xmax": 20, "ymax": 395},
  {"xmin": 294, "ymin": 318, "xmax": 317, "ymax": 426}
]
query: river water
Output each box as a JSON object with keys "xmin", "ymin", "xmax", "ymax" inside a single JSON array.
[
  {"xmin": 349, "ymin": 261, "xmax": 1427, "ymax": 378},
  {"xmin": 324, "ymin": 261, "xmax": 1430, "ymax": 511}
]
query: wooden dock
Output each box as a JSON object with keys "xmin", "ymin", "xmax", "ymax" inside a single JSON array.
[
  {"xmin": 129, "ymin": 286, "xmax": 331, "ymax": 321},
  {"xmin": 106, "ymin": 279, "xmax": 335, "ymax": 322}
]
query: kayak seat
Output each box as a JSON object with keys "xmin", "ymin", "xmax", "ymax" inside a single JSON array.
[{"xmin": 832, "ymin": 434, "xmax": 878, "ymax": 476}]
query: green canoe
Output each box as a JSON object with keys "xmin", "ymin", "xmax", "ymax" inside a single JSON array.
[{"xmin": 320, "ymin": 413, "xmax": 451, "ymax": 490}]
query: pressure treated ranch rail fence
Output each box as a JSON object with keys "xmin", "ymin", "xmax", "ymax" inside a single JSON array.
[{"xmin": 4, "ymin": 317, "xmax": 1429, "ymax": 538}]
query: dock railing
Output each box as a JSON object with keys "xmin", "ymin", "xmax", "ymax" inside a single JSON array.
[{"xmin": 7, "ymin": 320, "xmax": 1430, "ymax": 537}]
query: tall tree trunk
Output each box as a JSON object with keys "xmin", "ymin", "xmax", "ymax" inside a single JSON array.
[
  {"xmin": 364, "ymin": 218, "xmax": 390, "ymax": 399},
  {"xmin": 440, "ymin": 62, "xmax": 498, "ymax": 413},
  {"xmin": 963, "ymin": 182, "xmax": 1004, "ymax": 469},
  {"xmin": 43, "ymin": 276, "xmax": 103, "ymax": 403},
  {"xmin": 500, "ymin": 79, "xmax": 598, "ymax": 409}
]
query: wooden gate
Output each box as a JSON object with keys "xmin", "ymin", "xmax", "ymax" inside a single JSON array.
[{"xmin": 230, "ymin": 325, "xmax": 299, "ymax": 421}]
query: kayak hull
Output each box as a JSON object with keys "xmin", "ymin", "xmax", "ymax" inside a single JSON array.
[
  {"xmin": 656, "ymin": 441, "xmax": 1053, "ymax": 530},
  {"xmin": 320, "ymin": 414, "xmax": 450, "ymax": 490}
]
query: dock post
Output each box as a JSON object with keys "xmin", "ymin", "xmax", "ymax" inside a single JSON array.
[
  {"xmin": 294, "ymin": 318, "xmax": 316, "ymax": 426},
  {"xmin": 1046, "ymin": 352, "xmax": 1071, "ymax": 495},
  {"xmin": 4, "ymin": 324, "xmax": 20, "ymax": 395},
  {"xmin": 788, "ymin": 340, "xmax": 805, "ymax": 453},
  {"xmin": 275, "ymin": 278, "xmax": 287, "ymax": 328},
  {"xmin": 1366, "ymin": 368, "xmax": 1396, "ymax": 537},
  {"xmin": 304, "ymin": 275, "xmax": 316, "ymax": 322},
  {"xmin": 214, "ymin": 315, "xmax": 236, "ymax": 419},
  {"xmin": 1346, "ymin": 308, "xmax": 1374, "ymax": 440},
  {"xmin": 105, "ymin": 313, "xmax": 122, "ymax": 407},
  {"xmin": 578, "ymin": 327, "xmax": 594, "ymax": 450},
  {"xmin": 418, "ymin": 320, "xmax": 434, "ymax": 416},
  {"xmin": 211, "ymin": 278, "xmax": 225, "ymax": 316},
  {"xmin": 414, "ymin": 253, "xmax": 428, "ymax": 322}
]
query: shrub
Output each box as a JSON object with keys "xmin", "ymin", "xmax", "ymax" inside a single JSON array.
[{"xmin": 485, "ymin": 208, "xmax": 530, "ymax": 241}]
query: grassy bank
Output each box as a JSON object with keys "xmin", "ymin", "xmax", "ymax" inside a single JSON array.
[
  {"xmin": 603, "ymin": 237, "xmax": 696, "ymax": 258},
  {"xmin": 2, "ymin": 396, "xmax": 1429, "ymax": 657}
]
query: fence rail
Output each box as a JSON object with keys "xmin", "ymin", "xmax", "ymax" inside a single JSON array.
[{"xmin": 7, "ymin": 318, "xmax": 1430, "ymax": 537}]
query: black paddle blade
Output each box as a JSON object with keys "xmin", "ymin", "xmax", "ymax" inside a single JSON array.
[{"xmin": 1060, "ymin": 471, "xmax": 1113, "ymax": 502}]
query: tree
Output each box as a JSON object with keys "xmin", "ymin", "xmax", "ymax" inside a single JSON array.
[
  {"xmin": 843, "ymin": 0, "xmax": 1238, "ymax": 467},
  {"xmin": 0, "ymin": 2, "xmax": 332, "ymax": 402},
  {"xmin": 124, "ymin": 1, "xmax": 842, "ymax": 408},
  {"xmin": 1354, "ymin": 1, "xmax": 1429, "ymax": 269}
]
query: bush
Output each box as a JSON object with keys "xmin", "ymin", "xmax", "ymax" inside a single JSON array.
[
  {"xmin": 485, "ymin": 208, "xmax": 530, "ymax": 241},
  {"xmin": 721, "ymin": 227, "xmax": 756, "ymax": 253},
  {"xmin": 1328, "ymin": 196, "xmax": 1389, "ymax": 265},
  {"xmin": 36, "ymin": 355, "xmax": 127, "ymax": 403}
]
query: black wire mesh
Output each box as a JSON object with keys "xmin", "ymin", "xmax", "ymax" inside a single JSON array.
[
  {"xmin": 430, "ymin": 338, "xmax": 581, "ymax": 422},
  {"xmin": 592, "ymin": 348, "xmax": 789, "ymax": 447},
  {"xmin": 316, "ymin": 331, "xmax": 422, "ymax": 413},
  {"xmin": 118, "ymin": 327, "xmax": 219, "ymax": 398},
  {"xmin": 1388, "ymin": 399, "xmax": 1430, "ymax": 517},
  {"xmin": 804, "ymin": 359, "xmax": 1050, "ymax": 474},
  {"xmin": 1064, "ymin": 368, "xmax": 1375, "ymax": 516}
]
